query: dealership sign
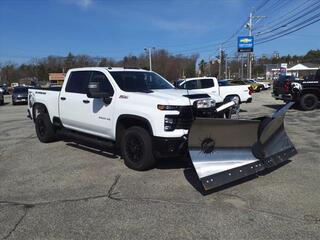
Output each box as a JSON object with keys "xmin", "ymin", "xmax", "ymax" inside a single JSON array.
[
  {"xmin": 280, "ymin": 63, "xmax": 288, "ymax": 75},
  {"xmin": 238, "ymin": 36, "xmax": 254, "ymax": 52}
]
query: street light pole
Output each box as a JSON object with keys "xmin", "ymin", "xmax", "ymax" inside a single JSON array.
[{"xmin": 144, "ymin": 47, "xmax": 155, "ymax": 71}]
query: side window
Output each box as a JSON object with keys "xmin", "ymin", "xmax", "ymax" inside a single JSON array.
[
  {"xmin": 90, "ymin": 71, "xmax": 114, "ymax": 96},
  {"xmin": 65, "ymin": 71, "xmax": 91, "ymax": 94},
  {"xmin": 179, "ymin": 82, "xmax": 186, "ymax": 89},
  {"xmin": 185, "ymin": 80, "xmax": 198, "ymax": 90},
  {"xmin": 200, "ymin": 79, "xmax": 214, "ymax": 88}
]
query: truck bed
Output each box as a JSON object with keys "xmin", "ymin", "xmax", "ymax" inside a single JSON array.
[{"xmin": 28, "ymin": 88, "xmax": 61, "ymax": 121}]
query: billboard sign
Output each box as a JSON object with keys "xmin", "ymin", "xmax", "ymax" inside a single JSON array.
[{"xmin": 238, "ymin": 36, "xmax": 254, "ymax": 52}]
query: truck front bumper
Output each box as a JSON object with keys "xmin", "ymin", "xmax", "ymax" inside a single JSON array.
[{"xmin": 153, "ymin": 136, "xmax": 188, "ymax": 158}]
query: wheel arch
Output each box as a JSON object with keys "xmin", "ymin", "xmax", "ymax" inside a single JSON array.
[
  {"xmin": 115, "ymin": 114, "xmax": 154, "ymax": 146},
  {"xmin": 32, "ymin": 103, "xmax": 50, "ymax": 123},
  {"xmin": 224, "ymin": 94, "xmax": 241, "ymax": 104},
  {"xmin": 300, "ymin": 88, "xmax": 320, "ymax": 99}
]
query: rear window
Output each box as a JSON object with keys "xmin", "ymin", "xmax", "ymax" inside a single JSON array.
[{"xmin": 200, "ymin": 78, "xmax": 214, "ymax": 88}]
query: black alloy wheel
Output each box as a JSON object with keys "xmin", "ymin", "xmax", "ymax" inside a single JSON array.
[{"xmin": 121, "ymin": 126, "xmax": 156, "ymax": 171}]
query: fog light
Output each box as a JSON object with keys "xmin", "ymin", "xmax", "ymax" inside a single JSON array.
[{"xmin": 164, "ymin": 117, "xmax": 176, "ymax": 131}]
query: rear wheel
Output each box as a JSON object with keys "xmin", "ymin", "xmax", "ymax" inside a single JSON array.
[
  {"xmin": 300, "ymin": 93, "xmax": 318, "ymax": 111},
  {"xmin": 35, "ymin": 113, "xmax": 56, "ymax": 143},
  {"xmin": 121, "ymin": 126, "xmax": 156, "ymax": 171}
]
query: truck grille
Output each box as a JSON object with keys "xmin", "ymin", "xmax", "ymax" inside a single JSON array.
[{"xmin": 165, "ymin": 106, "xmax": 194, "ymax": 130}]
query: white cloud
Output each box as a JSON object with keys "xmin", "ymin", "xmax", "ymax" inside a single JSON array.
[
  {"xmin": 62, "ymin": 0, "xmax": 93, "ymax": 9},
  {"xmin": 152, "ymin": 18, "xmax": 211, "ymax": 33},
  {"xmin": 79, "ymin": 0, "xmax": 92, "ymax": 8}
]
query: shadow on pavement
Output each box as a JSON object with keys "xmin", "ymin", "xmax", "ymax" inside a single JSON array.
[{"xmin": 263, "ymin": 104, "xmax": 285, "ymax": 110}]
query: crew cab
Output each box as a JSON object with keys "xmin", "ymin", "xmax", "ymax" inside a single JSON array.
[
  {"xmin": 28, "ymin": 67, "xmax": 234, "ymax": 171},
  {"xmin": 175, "ymin": 77, "xmax": 252, "ymax": 106},
  {"xmin": 272, "ymin": 70, "xmax": 320, "ymax": 111}
]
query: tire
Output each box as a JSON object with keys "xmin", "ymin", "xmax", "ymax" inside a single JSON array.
[
  {"xmin": 121, "ymin": 126, "xmax": 156, "ymax": 171},
  {"xmin": 35, "ymin": 113, "xmax": 56, "ymax": 143},
  {"xmin": 0, "ymin": 99, "xmax": 3, "ymax": 105},
  {"xmin": 300, "ymin": 93, "xmax": 318, "ymax": 111}
]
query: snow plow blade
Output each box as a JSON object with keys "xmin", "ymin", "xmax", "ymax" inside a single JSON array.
[{"xmin": 188, "ymin": 102, "xmax": 297, "ymax": 191}]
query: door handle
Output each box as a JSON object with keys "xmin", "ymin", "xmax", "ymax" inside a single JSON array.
[
  {"xmin": 60, "ymin": 97, "xmax": 66, "ymax": 100},
  {"xmin": 83, "ymin": 99, "xmax": 90, "ymax": 104}
]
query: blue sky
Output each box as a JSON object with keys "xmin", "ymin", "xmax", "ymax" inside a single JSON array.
[{"xmin": 0, "ymin": 0, "xmax": 319, "ymax": 64}]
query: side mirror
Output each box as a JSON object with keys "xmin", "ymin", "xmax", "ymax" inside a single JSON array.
[
  {"xmin": 88, "ymin": 82, "xmax": 109, "ymax": 98},
  {"xmin": 87, "ymin": 82, "xmax": 112, "ymax": 105}
]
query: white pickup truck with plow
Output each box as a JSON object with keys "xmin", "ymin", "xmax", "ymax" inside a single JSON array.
[{"xmin": 28, "ymin": 67, "xmax": 297, "ymax": 191}]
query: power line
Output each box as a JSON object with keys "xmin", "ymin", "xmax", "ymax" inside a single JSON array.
[
  {"xmin": 255, "ymin": 0, "xmax": 272, "ymax": 12},
  {"xmin": 254, "ymin": 0, "xmax": 315, "ymax": 32},
  {"xmin": 255, "ymin": 0, "xmax": 320, "ymax": 36},
  {"xmin": 256, "ymin": 15, "xmax": 320, "ymax": 45}
]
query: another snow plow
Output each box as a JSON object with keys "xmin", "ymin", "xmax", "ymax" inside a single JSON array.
[{"xmin": 188, "ymin": 102, "xmax": 297, "ymax": 191}]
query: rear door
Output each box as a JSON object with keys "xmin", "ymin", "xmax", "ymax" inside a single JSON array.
[{"xmin": 59, "ymin": 71, "xmax": 92, "ymax": 131}]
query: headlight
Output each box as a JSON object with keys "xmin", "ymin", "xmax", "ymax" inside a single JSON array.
[
  {"xmin": 157, "ymin": 105, "xmax": 180, "ymax": 111},
  {"xmin": 196, "ymin": 99, "xmax": 215, "ymax": 109}
]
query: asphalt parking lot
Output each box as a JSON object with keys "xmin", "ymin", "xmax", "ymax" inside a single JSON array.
[{"xmin": 0, "ymin": 91, "xmax": 319, "ymax": 240}]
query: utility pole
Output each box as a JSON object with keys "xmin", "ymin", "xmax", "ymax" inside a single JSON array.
[
  {"xmin": 225, "ymin": 56, "xmax": 228, "ymax": 79},
  {"xmin": 219, "ymin": 44, "xmax": 222, "ymax": 79},
  {"xmin": 241, "ymin": 56, "xmax": 244, "ymax": 80},
  {"xmin": 246, "ymin": 11, "xmax": 265, "ymax": 80},
  {"xmin": 144, "ymin": 47, "xmax": 155, "ymax": 71},
  {"xmin": 247, "ymin": 12, "xmax": 253, "ymax": 80}
]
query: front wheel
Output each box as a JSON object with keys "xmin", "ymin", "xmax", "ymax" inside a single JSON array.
[
  {"xmin": 35, "ymin": 113, "xmax": 56, "ymax": 143},
  {"xmin": 121, "ymin": 126, "xmax": 156, "ymax": 171},
  {"xmin": 300, "ymin": 93, "xmax": 318, "ymax": 111}
]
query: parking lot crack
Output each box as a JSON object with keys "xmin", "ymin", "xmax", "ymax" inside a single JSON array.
[
  {"xmin": 0, "ymin": 175, "xmax": 122, "ymax": 208},
  {"xmin": 107, "ymin": 174, "xmax": 121, "ymax": 201},
  {"xmin": 1, "ymin": 205, "xmax": 32, "ymax": 240}
]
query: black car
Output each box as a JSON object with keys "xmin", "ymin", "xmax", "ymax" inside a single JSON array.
[
  {"xmin": 0, "ymin": 90, "xmax": 4, "ymax": 105},
  {"xmin": 12, "ymin": 86, "xmax": 29, "ymax": 105}
]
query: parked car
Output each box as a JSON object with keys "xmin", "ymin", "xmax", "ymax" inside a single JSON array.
[
  {"xmin": 0, "ymin": 89, "xmax": 4, "ymax": 105},
  {"xmin": 272, "ymin": 70, "xmax": 320, "ymax": 111},
  {"xmin": 12, "ymin": 86, "xmax": 29, "ymax": 105},
  {"xmin": 251, "ymin": 79, "xmax": 271, "ymax": 90},
  {"xmin": 0, "ymin": 84, "xmax": 9, "ymax": 95},
  {"xmin": 243, "ymin": 79, "xmax": 264, "ymax": 92},
  {"xmin": 175, "ymin": 77, "xmax": 252, "ymax": 106}
]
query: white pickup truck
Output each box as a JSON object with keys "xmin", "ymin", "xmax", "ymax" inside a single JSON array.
[
  {"xmin": 27, "ymin": 67, "xmax": 297, "ymax": 191},
  {"xmin": 175, "ymin": 77, "xmax": 253, "ymax": 105},
  {"xmin": 28, "ymin": 67, "xmax": 235, "ymax": 171}
]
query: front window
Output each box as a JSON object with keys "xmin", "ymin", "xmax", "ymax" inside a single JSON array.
[{"xmin": 110, "ymin": 71, "xmax": 174, "ymax": 92}]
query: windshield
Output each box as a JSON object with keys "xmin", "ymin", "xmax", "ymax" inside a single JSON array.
[
  {"xmin": 13, "ymin": 87, "xmax": 28, "ymax": 94},
  {"xmin": 110, "ymin": 71, "xmax": 174, "ymax": 92}
]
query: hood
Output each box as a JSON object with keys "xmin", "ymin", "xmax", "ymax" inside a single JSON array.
[
  {"xmin": 128, "ymin": 89, "xmax": 211, "ymax": 106},
  {"xmin": 13, "ymin": 92, "xmax": 28, "ymax": 97}
]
